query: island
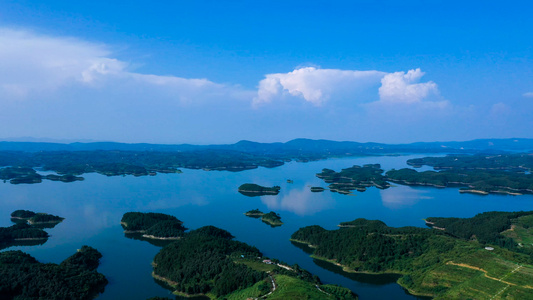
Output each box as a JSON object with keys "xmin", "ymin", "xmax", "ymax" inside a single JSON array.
[
  {"xmin": 244, "ymin": 208, "xmax": 264, "ymax": 218},
  {"xmin": 0, "ymin": 246, "xmax": 108, "ymax": 299},
  {"xmin": 316, "ymin": 164, "xmax": 390, "ymax": 194},
  {"xmin": 0, "ymin": 166, "xmax": 84, "ymax": 184},
  {"xmin": 11, "ymin": 210, "xmax": 64, "ymax": 225},
  {"xmin": 291, "ymin": 211, "xmax": 533, "ymax": 299},
  {"xmin": 121, "ymin": 212, "xmax": 187, "ymax": 240},
  {"xmin": 238, "ymin": 183, "xmax": 281, "ymax": 197},
  {"xmin": 310, "ymin": 186, "xmax": 325, "ymax": 192},
  {"xmin": 151, "ymin": 225, "xmax": 356, "ymax": 299},
  {"xmin": 244, "ymin": 210, "xmax": 284, "ymax": 227}
]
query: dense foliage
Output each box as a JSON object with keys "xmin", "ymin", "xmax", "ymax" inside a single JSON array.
[
  {"xmin": 261, "ymin": 211, "xmax": 283, "ymax": 227},
  {"xmin": 121, "ymin": 212, "xmax": 184, "ymax": 233},
  {"xmin": 292, "ymin": 213, "xmax": 533, "ymax": 298},
  {"xmin": 0, "ymin": 223, "xmax": 48, "ymax": 248},
  {"xmin": 292, "ymin": 220, "xmax": 437, "ymax": 272},
  {"xmin": 153, "ymin": 226, "xmax": 266, "ymax": 297},
  {"xmin": 426, "ymin": 211, "xmax": 533, "ymax": 253},
  {"xmin": 10, "ymin": 210, "xmax": 36, "ymax": 219},
  {"xmin": 0, "ymin": 150, "xmax": 283, "ymax": 182},
  {"xmin": 386, "ymin": 168, "xmax": 533, "ymax": 194},
  {"xmin": 29, "ymin": 213, "xmax": 64, "ymax": 224},
  {"xmin": 316, "ymin": 164, "xmax": 390, "ymax": 194},
  {"xmin": 238, "ymin": 183, "xmax": 281, "ymax": 196},
  {"xmin": 0, "ymin": 246, "xmax": 107, "ymax": 299},
  {"xmin": 407, "ymin": 154, "xmax": 533, "ymax": 172}
]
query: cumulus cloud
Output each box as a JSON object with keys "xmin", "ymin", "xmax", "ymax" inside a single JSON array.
[
  {"xmin": 378, "ymin": 68, "xmax": 438, "ymax": 103},
  {"xmin": 254, "ymin": 67, "xmax": 442, "ymax": 107},
  {"xmin": 254, "ymin": 67, "xmax": 386, "ymax": 106}
]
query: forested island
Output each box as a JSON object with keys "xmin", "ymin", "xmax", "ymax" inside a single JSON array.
[
  {"xmin": 0, "ymin": 246, "xmax": 108, "ymax": 299},
  {"xmin": 316, "ymin": 164, "xmax": 390, "ymax": 194},
  {"xmin": 244, "ymin": 210, "xmax": 284, "ymax": 227},
  {"xmin": 291, "ymin": 211, "xmax": 533, "ymax": 299},
  {"xmin": 1, "ymin": 210, "xmax": 65, "ymax": 249},
  {"xmin": 310, "ymin": 186, "xmax": 325, "ymax": 192},
  {"xmin": 121, "ymin": 212, "xmax": 186, "ymax": 240},
  {"xmin": 11, "ymin": 209, "xmax": 64, "ymax": 225},
  {"xmin": 238, "ymin": 183, "xmax": 281, "ymax": 196}
]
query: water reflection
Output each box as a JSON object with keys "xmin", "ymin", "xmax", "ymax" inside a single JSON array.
[
  {"xmin": 260, "ymin": 185, "xmax": 334, "ymax": 216},
  {"xmin": 380, "ymin": 185, "xmax": 432, "ymax": 209}
]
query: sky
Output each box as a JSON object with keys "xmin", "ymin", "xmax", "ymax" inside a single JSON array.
[{"xmin": 0, "ymin": 0, "xmax": 532, "ymax": 144}]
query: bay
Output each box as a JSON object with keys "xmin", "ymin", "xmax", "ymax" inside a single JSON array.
[{"xmin": 1, "ymin": 154, "xmax": 532, "ymax": 299}]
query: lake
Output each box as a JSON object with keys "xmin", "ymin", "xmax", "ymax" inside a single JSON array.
[{"xmin": 1, "ymin": 154, "xmax": 532, "ymax": 299}]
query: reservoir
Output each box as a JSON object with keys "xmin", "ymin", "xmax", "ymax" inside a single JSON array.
[{"xmin": 1, "ymin": 154, "xmax": 532, "ymax": 299}]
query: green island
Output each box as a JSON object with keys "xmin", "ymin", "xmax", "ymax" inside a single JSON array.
[
  {"xmin": 316, "ymin": 164, "xmax": 390, "ymax": 194},
  {"xmin": 291, "ymin": 211, "xmax": 533, "ymax": 299},
  {"xmin": 121, "ymin": 212, "xmax": 187, "ymax": 240},
  {"xmin": 0, "ymin": 245, "xmax": 108, "ymax": 299},
  {"xmin": 310, "ymin": 186, "xmax": 325, "ymax": 192},
  {"xmin": 11, "ymin": 209, "xmax": 64, "ymax": 225},
  {"xmin": 244, "ymin": 210, "xmax": 284, "ymax": 227},
  {"xmin": 238, "ymin": 183, "xmax": 281, "ymax": 197},
  {"xmin": 1, "ymin": 210, "xmax": 66, "ymax": 249},
  {"xmin": 151, "ymin": 225, "xmax": 356, "ymax": 299},
  {"xmin": 407, "ymin": 153, "xmax": 533, "ymax": 172}
]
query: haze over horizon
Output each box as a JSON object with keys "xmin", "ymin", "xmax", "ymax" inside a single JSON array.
[{"xmin": 1, "ymin": 1, "xmax": 532, "ymax": 144}]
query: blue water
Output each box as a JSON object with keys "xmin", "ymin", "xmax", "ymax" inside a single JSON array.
[{"xmin": 1, "ymin": 154, "xmax": 532, "ymax": 299}]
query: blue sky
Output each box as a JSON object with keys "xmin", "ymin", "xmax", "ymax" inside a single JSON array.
[{"xmin": 0, "ymin": 0, "xmax": 532, "ymax": 144}]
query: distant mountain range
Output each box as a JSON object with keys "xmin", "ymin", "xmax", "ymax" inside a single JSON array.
[{"xmin": 1, "ymin": 138, "xmax": 532, "ymax": 154}]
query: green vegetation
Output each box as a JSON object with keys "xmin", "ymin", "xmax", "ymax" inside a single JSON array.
[
  {"xmin": 261, "ymin": 211, "xmax": 283, "ymax": 227},
  {"xmin": 121, "ymin": 212, "xmax": 186, "ymax": 239},
  {"xmin": 291, "ymin": 212, "xmax": 533, "ymax": 299},
  {"xmin": 238, "ymin": 183, "xmax": 280, "ymax": 196},
  {"xmin": 0, "ymin": 246, "xmax": 107, "ymax": 299},
  {"xmin": 386, "ymin": 167, "xmax": 533, "ymax": 195},
  {"xmin": 0, "ymin": 223, "xmax": 49, "ymax": 249},
  {"xmin": 382, "ymin": 154, "xmax": 533, "ymax": 195},
  {"xmin": 152, "ymin": 226, "xmax": 266, "ymax": 297},
  {"xmin": 11, "ymin": 210, "xmax": 64, "ymax": 225},
  {"xmin": 316, "ymin": 164, "xmax": 390, "ymax": 195},
  {"xmin": 10, "ymin": 209, "xmax": 37, "ymax": 219},
  {"xmin": 407, "ymin": 153, "xmax": 533, "ymax": 172},
  {"xmin": 244, "ymin": 209, "xmax": 264, "ymax": 218},
  {"xmin": 0, "ymin": 166, "xmax": 83, "ymax": 184},
  {"xmin": 0, "ymin": 149, "xmax": 283, "ymax": 184},
  {"xmin": 310, "ymin": 186, "xmax": 325, "ymax": 192}
]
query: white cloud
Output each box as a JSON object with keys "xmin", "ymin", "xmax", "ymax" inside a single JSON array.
[
  {"xmin": 378, "ymin": 68, "xmax": 438, "ymax": 104},
  {"xmin": 523, "ymin": 92, "xmax": 533, "ymax": 98},
  {"xmin": 0, "ymin": 28, "xmax": 250, "ymax": 104},
  {"xmin": 254, "ymin": 67, "xmax": 442, "ymax": 107},
  {"xmin": 254, "ymin": 67, "xmax": 386, "ymax": 106}
]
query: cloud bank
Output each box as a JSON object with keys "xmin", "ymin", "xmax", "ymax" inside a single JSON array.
[{"xmin": 1, "ymin": 27, "xmax": 530, "ymax": 143}]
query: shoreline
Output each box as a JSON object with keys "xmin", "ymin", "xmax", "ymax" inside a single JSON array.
[
  {"xmin": 289, "ymin": 239, "xmax": 435, "ymax": 298},
  {"xmin": 151, "ymin": 272, "xmax": 210, "ymax": 298}
]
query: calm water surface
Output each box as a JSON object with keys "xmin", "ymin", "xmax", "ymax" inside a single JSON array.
[{"xmin": 2, "ymin": 155, "xmax": 532, "ymax": 299}]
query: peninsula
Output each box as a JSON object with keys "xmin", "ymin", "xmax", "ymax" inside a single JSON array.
[
  {"xmin": 238, "ymin": 183, "xmax": 280, "ymax": 196},
  {"xmin": 291, "ymin": 211, "xmax": 533, "ymax": 299},
  {"xmin": 151, "ymin": 225, "xmax": 355, "ymax": 299}
]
